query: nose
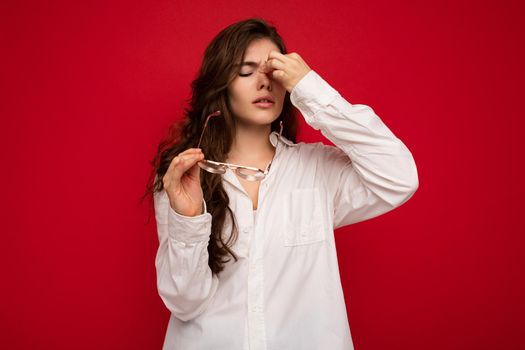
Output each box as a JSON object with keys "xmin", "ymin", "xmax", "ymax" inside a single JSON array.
[{"xmin": 257, "ymin": 67, "xmax": 272, "ymax": 91}]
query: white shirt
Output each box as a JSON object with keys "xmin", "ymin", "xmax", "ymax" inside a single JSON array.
[{"xmin": 154, "ymin": 70, "xmax": 419, "ymax": 350}]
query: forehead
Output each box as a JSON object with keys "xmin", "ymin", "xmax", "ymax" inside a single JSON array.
[{"xmin": 243, "ymin": 38, "xmax": 280, "ymax": 62}]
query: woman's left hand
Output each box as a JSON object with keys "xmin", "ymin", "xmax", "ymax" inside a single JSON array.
[{"xmin": 259, "ymin": 51, "xmax": 312, "ymax": 93}]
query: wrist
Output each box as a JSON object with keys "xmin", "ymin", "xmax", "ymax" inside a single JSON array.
[{"xmin": 169, "ymin": 201, "xmax": 203, "ymax": 217}]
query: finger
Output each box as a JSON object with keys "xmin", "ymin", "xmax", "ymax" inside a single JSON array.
[
  {"xmin": 167, "ymin": 149, "xmax": 204, "ymax": 177},
  {"xmin": 267, "ymin": 51, "xmax": 290, "ymax": 63},
  {"xmin": 288, "ymin": 52, "xmax": 302, "ymax": 60},
  {"xmin": 171, "ymin": 154, "xmax": 205, "ymax": 179},
  {"xmin": 260, "ymin": 58, "xmax": 285, "ymax": 73},
  {"xmin": 269, "ymin": 69, "xmax": 287, "ymax": 81},
  {"xmin": 187, "ymin": 157, "xmax": 202, "ymax": 180},
  {"xmin": 178, "ymin": 148, "xmax": 203, "ymax": 157}
]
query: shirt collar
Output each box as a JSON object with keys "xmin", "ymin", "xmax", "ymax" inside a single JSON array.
[{"xmin": 222, "ymin": 131, "xmax": 296, "ymax": 190}]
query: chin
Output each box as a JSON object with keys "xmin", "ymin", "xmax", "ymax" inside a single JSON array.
[
  {"xmin": 236, "ymin": 116, "xmax": 277, "ymax": 128},
  {"xmin": 232, "ymin": 104, "xmax": 282, "ymax": 125}
]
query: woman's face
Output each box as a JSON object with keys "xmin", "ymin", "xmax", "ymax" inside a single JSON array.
[{"xmin": 227, "ymin": 38, "xmax": 286, "ymax": 127}]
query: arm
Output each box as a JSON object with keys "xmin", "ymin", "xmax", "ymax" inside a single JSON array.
[
  {"xmin": 290, "ymin": 70, "xmax": 419, "ymax": 229},
  {"xmin": 153, "ymin": 182, "xmax": 218, "ymax": 321}
]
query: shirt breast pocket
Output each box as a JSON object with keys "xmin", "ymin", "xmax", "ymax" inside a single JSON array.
[{"xmin": 283, "ymin": 187, "xmax": 327, "ymax": 246}]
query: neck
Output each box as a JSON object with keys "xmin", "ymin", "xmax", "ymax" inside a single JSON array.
[{"xmin": 227, "ymin": 122, "xmax": 275, "ymax": 166}]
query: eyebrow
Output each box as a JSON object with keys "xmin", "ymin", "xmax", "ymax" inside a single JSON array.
[{"xmin": 233, "ymin": 61, "xmax": 262, "ymax": 68}]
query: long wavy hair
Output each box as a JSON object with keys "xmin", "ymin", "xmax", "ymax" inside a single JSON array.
[{"xmin": 142, "ymin": 17, "xmax": 298, "ymax": 275}]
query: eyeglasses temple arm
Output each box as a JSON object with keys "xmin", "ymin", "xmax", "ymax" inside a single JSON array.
[{"xmin": 197, "ymin": 110, "xmax": 221, "ymax": 149}]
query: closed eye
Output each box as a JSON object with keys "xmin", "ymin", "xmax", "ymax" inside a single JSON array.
[{"xmin": 239, "ymin": 72, "xmax": 253, "ymax": 77}]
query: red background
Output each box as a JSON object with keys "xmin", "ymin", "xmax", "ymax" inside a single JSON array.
[{"xmin": 2, "ymin": 0, "xmax": 524, "ymax": 349}]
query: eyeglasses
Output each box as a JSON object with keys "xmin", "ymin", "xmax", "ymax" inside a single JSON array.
[{"xmin": 196, "ymin": 110, "xmax": 283, "ymax": 181}]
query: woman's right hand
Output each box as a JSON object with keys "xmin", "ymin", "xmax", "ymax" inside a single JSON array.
[{"xmin": 162, "ymin": 148, "xmax": 205, "ymax": 217}]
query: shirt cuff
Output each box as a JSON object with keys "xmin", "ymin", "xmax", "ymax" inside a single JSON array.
[
  {"xmin": 290, "ymin": 70, "xmax": 342, "ymax": 129},
  {"xmin": 167, "ymin": 198, "xmax": 212, "ymax": 244}
]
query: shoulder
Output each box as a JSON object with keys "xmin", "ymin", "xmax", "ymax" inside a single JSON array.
[{"xmin": 295, "ymin": 140, "xmax": 347, "ymax": 159}]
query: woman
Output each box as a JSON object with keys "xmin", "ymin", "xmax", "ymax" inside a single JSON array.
[{"xmin": 145, "ymin": 17, "xmax": 418, "ymax": 350}]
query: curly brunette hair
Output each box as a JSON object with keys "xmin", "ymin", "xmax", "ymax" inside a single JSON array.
[{"xmin": 142, "ymin": 17, "xmax": 298, "ymax": 275}]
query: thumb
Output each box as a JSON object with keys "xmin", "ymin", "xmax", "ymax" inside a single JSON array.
[{"xmin": 187, "ymin": 160, "xmax": 202, "ymax": 182}]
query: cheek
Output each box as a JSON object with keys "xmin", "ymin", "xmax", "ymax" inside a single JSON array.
[
  {"xmin": 227, "ymin": 87, "xmax": 242, "ymax": 108},
  {"xmin": 277, "ymin": 90, "xmax": 287, "ymax": 106},
  {"xmin": 228, "ymin": 91, "xmax": 250, "ymax": 117},
  {"xmin": 229, "ymin": 82, "xmax": 250, "ymax": 104},
  {"xmin": 229, "ymin": 94, "xmax": 249, "ymax": 111}
]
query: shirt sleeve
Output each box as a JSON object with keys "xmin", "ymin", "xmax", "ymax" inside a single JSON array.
[
  {"xmin": 153, "ymin": 179, "xmax": 219, "ymax": 321},
  {"xmin": 290, "ymin": 70, "xmax": 419, "ymax": 229}
]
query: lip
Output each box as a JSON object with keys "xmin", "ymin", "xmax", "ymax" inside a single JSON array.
[
  {"xmin": 252, "ymin": 95, "xmax": 275, "ymax": 104},
  {"xmin": 253, "ymin": 101, "xmax": 274, "ymax": 108}
]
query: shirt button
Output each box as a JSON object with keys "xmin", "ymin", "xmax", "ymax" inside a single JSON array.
[{"xmin": 243, "ymin": 227, "xmax": 251, "ymax": 234}]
